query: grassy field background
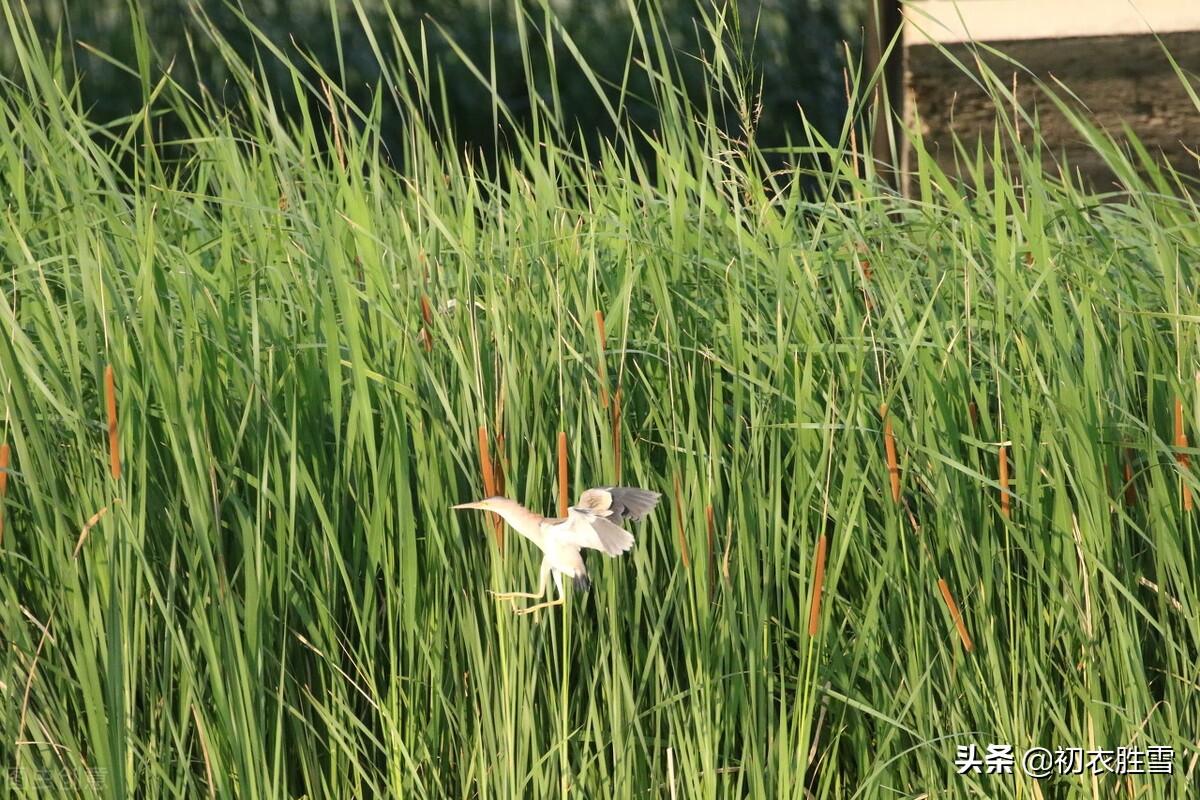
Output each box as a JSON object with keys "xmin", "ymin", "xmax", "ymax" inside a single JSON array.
[{"xmin": 1, "ymin": 2, "xmax": 1198, "ymax": 797}]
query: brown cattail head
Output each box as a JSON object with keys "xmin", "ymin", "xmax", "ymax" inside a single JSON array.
[
  {"xmin": 494, "ymin": 433, "xmax": 506, "ymax": 499},
  {"xmin": 105, "ymin": 364, "xmax": 120, "ymax": 481},
  {"xmin": 0, "ymin": 442, "xmax": 9, "ymax": 546},
  {"xmin": 968, "ymin": 400, "xmax": 979, "ymax": 429},
  {"xmin": 938, "ymin": 577, "xmax": 974, "ymax": 652},
  {"xmin": 419, "ymin": 295, "xmax": 434, "ymax": 352},
  {"xmin": 859, "ymin": 260, "xmax": 875, "ymax": 309},
  {"xmin": 1175, "ymin": 397, "xmax": 1192, "ymax": 511},
  {"xmin": 807, "ymin": 534, "xmax": 828, "ymax": 637},
  {"xmin": 880, "ymin": 403, "xmax": 900, "ymax": 504},
  {"xmin": 557, "ymin": 432, "xmax": 569, "ymax": 518},
  {"xmin": 673, "ymin": 474, "xmax": 689, "ymax": 569},
  {"xmin": 998, "ymin": 444, "xmax": 1010, "ymax": 518},
  {"xmin": 477, "ymin": 425, "xmax": 502, "ymax": 551}
]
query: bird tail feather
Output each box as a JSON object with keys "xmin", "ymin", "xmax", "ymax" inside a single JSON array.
[{"xmin": 574, "ymin": 573, "xmax": 591, "ymax": 592}]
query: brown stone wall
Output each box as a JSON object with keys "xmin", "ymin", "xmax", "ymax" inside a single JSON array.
[{"xmin": 905, "ymin": 31, "xmax": 1200, "ymax": 187}]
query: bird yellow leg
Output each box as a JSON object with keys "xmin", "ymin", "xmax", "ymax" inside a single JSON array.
[
  {"xmin": 488, "ymin": 589, "xmax": 541, "ymax": 601},
  {"xmin": 490, "ymin": 564, "xmax": 550, "ymax": 607},
  {"xmin": 514, "ymin": 597, "xmax": 565, "ymax": 615}
]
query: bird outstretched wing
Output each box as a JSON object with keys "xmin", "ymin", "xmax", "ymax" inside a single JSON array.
[
  {"xmin": 553, "ymin": 486, "xmax": 661, "ymax": 556},
  {"xmin": 574, "ymin": 486, "xmax": 661, "ymax": 522}
]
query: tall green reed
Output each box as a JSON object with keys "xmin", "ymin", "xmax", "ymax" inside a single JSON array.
[{"xmin": 0, "ymin": 1, "xmax": 1197, "ymax": 797}]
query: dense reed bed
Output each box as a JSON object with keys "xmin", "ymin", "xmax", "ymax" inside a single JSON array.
[{"xmin": 1, "ymin": 2, "xmax": 1197, "ymax": 797}]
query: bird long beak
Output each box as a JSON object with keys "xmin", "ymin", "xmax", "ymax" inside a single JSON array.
[{"xmin": 451, "ymin": 500, "xmax": 487, "ymax": 510}]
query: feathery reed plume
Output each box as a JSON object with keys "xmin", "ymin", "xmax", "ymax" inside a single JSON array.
[
  {"xmin": 105, "ymin": 364, "xmax": 120, "ymax": 481},
  {"xmin": 419, "ymin": 295, "xmax": 434, "ymax": 352},
  {"xmin": 1123, "ymin": 448, "xmax": 1136, "ymax": 507},
  {"xmin": 880, "ymin": 403, "xmax": 900, "ymax": 504},
  {"xmin": 73, "ymin": 503, "xmax": 116, "ymax": 558},
  {"xmin": 594, "ymin": 311, "xmax": 609, "ymax": 409},
  {"xmin": 557, "ymin": 432, "xmax": 568, "ymax": 518},
  {"xmin": 477, "ymin": 425, "xmax": 501, "ymax": 551},
  {"xmin": 807, "ymin": 534, "xmax": 828, "ymax": 637},
  {"xmin": 937, "ymin": 578, "xmax": 974, "ymax": 652},
  {"xmin": 1136, "ymin": 576, "xmax": 1184, "ymax": 612},
  {"xmin": 673, "ymin": 474, "xmax": 689, "ymax": 569},
  {"xmin": 998, "ymin": 444, "xmax": 1010, "ymax": 518},
  {"xmin": 612, "ymin": 387, "xmax": 623, "ymax": 481},
  {"xmin": 322, "ymin": 82, "xmax": 345, "ymax": 169},
  {"xmin": 1175, "ymin": 397, "xmax": 1192, "ymax": 509},
  {"xmin": 0, "ymin": 442, "xmax": 9, "ymax": 546}
]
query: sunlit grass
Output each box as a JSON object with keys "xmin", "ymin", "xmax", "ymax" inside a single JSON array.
[{"xmin": 0, "ymin": 1, "xmax": 1198, "ymax": 797}]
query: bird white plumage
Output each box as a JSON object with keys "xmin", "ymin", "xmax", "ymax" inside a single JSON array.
[{"xmin": 452, "ymin": 486, "xmax": 662, "ymax": 614}]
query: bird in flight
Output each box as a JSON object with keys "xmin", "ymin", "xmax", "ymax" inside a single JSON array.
[{"xmin": 452, "ymin": 486, "xmax": 661, "ymax": 614}]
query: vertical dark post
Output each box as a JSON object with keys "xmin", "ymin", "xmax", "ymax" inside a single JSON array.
[{"xmin": 864, "ymin": 0, "xmax": 905, "ymax": 190}]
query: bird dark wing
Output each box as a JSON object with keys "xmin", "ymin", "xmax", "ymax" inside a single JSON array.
[{"xmin": 574, "ymin": 486, "xmax": 661, "ymax": 522}]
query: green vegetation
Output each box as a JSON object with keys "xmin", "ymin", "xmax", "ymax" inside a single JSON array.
[{"xmin": 1, "ymin": 2, "xmax": 1197, "ymax": 797}]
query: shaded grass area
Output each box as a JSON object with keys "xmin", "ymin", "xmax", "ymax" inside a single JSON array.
[{"xmin": 1, "ymin": 2, "xmax": 1198, "ymax": 797}]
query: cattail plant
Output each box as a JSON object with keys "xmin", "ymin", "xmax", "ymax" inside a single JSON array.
[
  {"xmin": 807, "ymin": 534, "xmax": 828, "ymax": 637},
  {"xmin": 938, "ymin": 578, "xmax": 974, "ymax": 653},
  {"xmin": 105, "ymin": 364, "xmax": 120, "ymax": 481},
  {"xmin": 0, "ymin": 441, "xmax": 9, "ymax": 546},
  {"xmin": 419, "ymin": 294, "xmax": 434, "ymax": 352},
  {"xmin": 1123, "ymin": 447, "xmax": 1136, "ymax": 508},
  {"xmin": 1175, "ymin": 397, "xmax": 1192, "ymax": 511},
  {"xmin": 880, "ymin": 403, "xmax": 900, "ymax": 504},
  {"xmin": 477, "ymin": 425, "xmax": 501, "ymax": 550}
]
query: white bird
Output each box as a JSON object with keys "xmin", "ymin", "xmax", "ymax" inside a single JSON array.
[{"xmin": 452, "ymin": 486, "xmax": 661, "ymax": 614}]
